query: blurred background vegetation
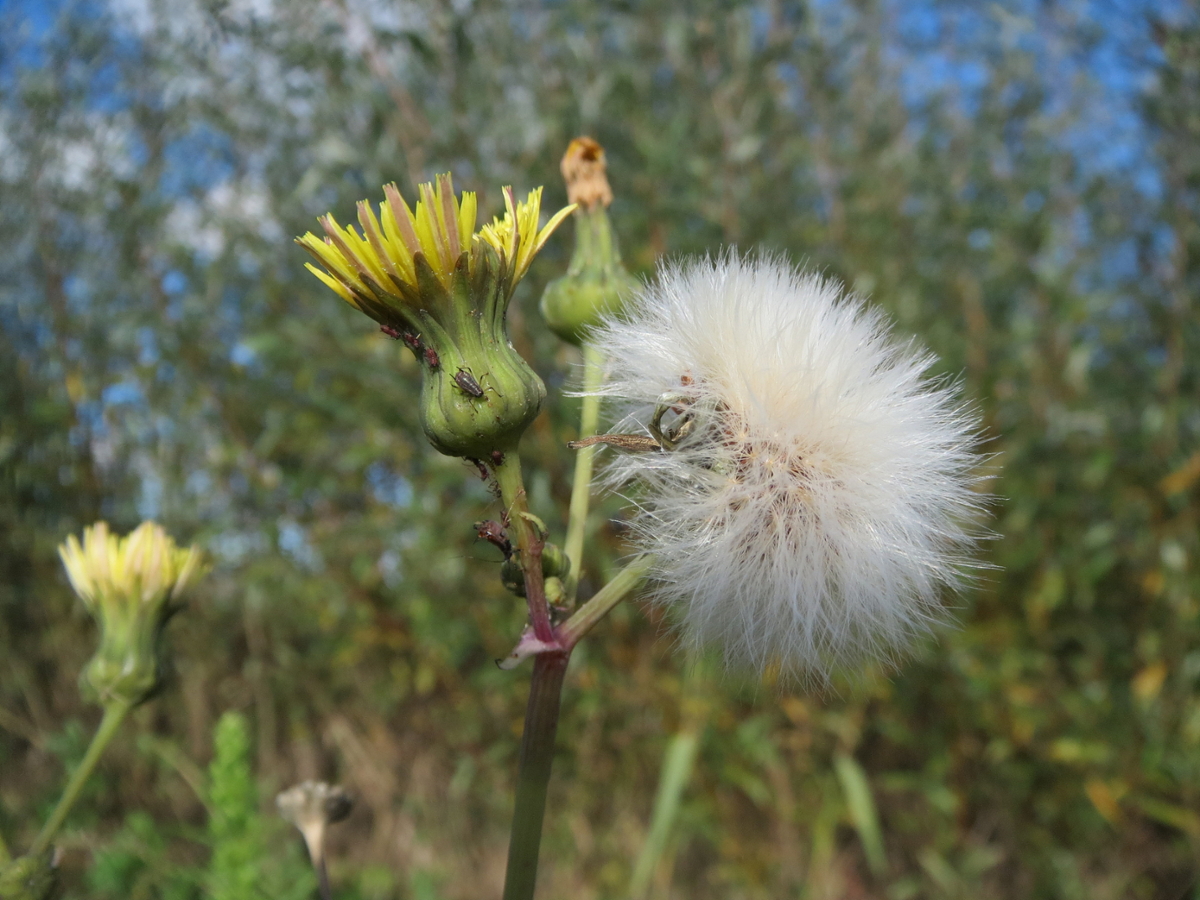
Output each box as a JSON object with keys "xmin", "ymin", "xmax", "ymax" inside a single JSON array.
[{"xmin": 1, "ymin": 0, "xmax": 1198, "ymax": 897}]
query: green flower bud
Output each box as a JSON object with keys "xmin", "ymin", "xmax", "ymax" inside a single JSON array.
[
  {"xmin": 541, "ymin": 542, "xmax": 570, "ymax": 579},
  {"xmin": 298, "ymin": 175, "xmax": 574, "ymax": 459},
  {"xmin": 58, "ymin": 522, "xmax": 207, "ymax": 709},
  {"xmin": 0, "ymin": 850, "xmax": 57, "ymax": 900},
  {"xmin": 544, "ymin": 576, "xmax": 565, "ymax": 606},
  {"xmin": 501, "ymin": 542, "xmax": 571, "ymax": 597},
  {"xmin": 540, "ymin": 138, "xmax": 638, "ymax": 345},
  {"xmin": 408, "ymin": 252, "xmax": 546, "ymax": 458},
  {"xmin": 501, "ymin": 557, "xmax": 525, "ymax": 597}
]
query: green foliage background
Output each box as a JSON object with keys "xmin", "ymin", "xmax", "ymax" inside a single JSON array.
[{"xmin": 1, "ymin": 1, "xmax": 1198, "ymax": 898}]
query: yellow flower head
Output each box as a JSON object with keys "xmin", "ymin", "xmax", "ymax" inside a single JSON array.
[
  {"xmin": 59, "ymin": 521, "xmax": 205, "ymax": 612},
  {"xmin": 296, "ymin": 174, "xmax": 574, "ymax": 322},
  {"xmin": 59, "ymin": 521, "xmax": 206, "ymax": 707},
  {"xmin": 295, "ymin": 175, "xmax": 574, "ymax": 459}
]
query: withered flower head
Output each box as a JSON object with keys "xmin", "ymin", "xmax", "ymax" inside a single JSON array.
[
  {"xmin": 541, "ymin": 138, "xmax": 638, "ymax": 345},
  {"xmin": 276, "ymin": 781, "xmax": 353, "ymax": 868}
]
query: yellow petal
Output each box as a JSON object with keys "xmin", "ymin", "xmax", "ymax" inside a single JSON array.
[
  {"xmin": 436, "ymin": 173, "xmax": 461, "ymax": 261},
  {"xmin": 357, "ymin": 201, "xmax": 403, "ymax": 285},
  {"xmin": 458, "ymin": 191, "xmax": 477, "ymax": 252},
  {"xmin": 298, "ymin": 230, "xmax": 362, "ymax": 292},
  {"xmin": 534, "ymin": 201, "xmax": 577, "ymax": 255},
  {"xmin": 383, "ymin": 184, "xmax": 422, "ymax": 260},
  {"xmin": 417, "ymin": 181, "xmax": 452, "ymax": 279},
  {"xmin": 304, "ymin": 263, "xmax": 356, "ymax": 306}
]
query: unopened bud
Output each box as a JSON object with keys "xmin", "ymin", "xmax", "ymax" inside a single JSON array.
[{"xmin": 500, "ymin": 543, "xmax": 570, "ymax": 598}]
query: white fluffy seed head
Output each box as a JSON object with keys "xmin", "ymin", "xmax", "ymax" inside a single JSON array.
[{"xmin": 588, "ymin": 253, "xmax": 989, "ymax": 685}]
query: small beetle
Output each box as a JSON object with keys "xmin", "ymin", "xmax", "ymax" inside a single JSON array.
[
  {"xmin": 453, "ymin": 367, "xmax": 485, "ymax": 398},
  {"xmin": 380, "ymin": 324, "xmax": 403, "ymax": 340},
  {"xmin": 400, "ymin": 331, "xmax": 422, "ymax": 353},
  {"xmin": 490, "ymin": 449, "xmax": 505, "ymax": 467},
  {"xmin": 423, "ymin": 346, "xmax": 441, "ymax": 369}
]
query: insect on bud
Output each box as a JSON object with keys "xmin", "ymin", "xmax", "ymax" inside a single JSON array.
[
  {"xmin": 297, "ymin": 175, "xmax": 574, "ymax": 460},
  {"xmin": 475, "ymin": 520, "xmax": 513, "ymax": 558}
]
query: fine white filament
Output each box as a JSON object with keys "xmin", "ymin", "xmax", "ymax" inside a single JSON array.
[{"xmin": 589, "ymin": 254, "xmax": 988, "ymax": 683}]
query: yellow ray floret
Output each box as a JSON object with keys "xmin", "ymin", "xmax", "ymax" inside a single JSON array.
[
  {"xmin": 59, "ymin": 521, "xmax": 206, "ymax": 611},
  {"xmin": 297, "ymin": 175, "xmax": 574, "ymax": 314},
  {"xmin": 477, "ymin": 186, "xmax": 577, "ymax": 284}
]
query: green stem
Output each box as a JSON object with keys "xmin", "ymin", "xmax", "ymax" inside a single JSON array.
[
  {"xmin": 498, "ymin": 556, "xmax": 649, "ymax": 899},
  {"xmin": 502, "ymin": 651, "xmax": 569, "ymax": 900},
  {"xmin": 628, "ymin": 729, "xmax": 700, "ymax": 898},
  {"xmin": 569, "ymin": 205, "xmax": 621, "ymax": 277},
  {"xmin": 492, "ymin": 453, "xmax": 553, "ymax": 644},
  {"xmin": 496, "ymin": 382, "xmax": 645, "ymax": 899},
  {"xmin": 30, "ymin": 700, "xmax": 132, "ymax": 857},
  {"xmin": 563, "ymin": 343, "xmax": 605, "ymax": 605},
  {"xmin": 557, "ymin": 555, "xmax": 652, "ymax": 650}
]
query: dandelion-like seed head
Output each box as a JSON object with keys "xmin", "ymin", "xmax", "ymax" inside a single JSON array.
[{"xmin": 589, "ymin": 254, "xmax": 989, "ymax": 684}]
